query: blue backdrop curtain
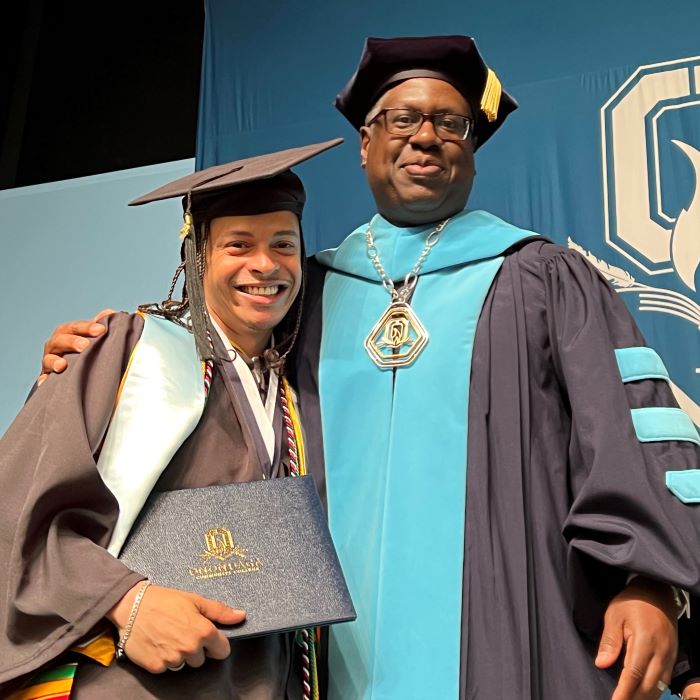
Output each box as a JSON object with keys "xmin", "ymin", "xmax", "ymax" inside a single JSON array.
[{"xmin": 196, "ymin": 0, "xmax": 700, "ymax": 422}]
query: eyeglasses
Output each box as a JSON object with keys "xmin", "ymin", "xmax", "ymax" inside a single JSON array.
[{"xmin": 367, "ymin": 108, "xmax": 474, "ymax": 141}]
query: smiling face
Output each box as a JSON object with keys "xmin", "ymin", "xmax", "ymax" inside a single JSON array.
[
  {"xmin": 360, "ymin": 78, "xmax": 476, "ymax": 227},
  {"xmin": 203, "ymin": 210, "xmax": 303, "ymax": 357}
]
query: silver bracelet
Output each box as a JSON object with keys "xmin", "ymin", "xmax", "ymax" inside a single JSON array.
[{"xmin": 115, "ymin": 579, "xmax": 151, "ymax": 661}]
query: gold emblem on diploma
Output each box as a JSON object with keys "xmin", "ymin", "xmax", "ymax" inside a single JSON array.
[
  {"xmin": 188, "ymin": 527, "xmax": 262, "ymax": 579},
  {"xmin": 364, "ymin": 302, "xmax": 428, "ymax": 368},
  {"xmin": 201, "ymin": 527, "xmax": 248, "ymax": 561}
]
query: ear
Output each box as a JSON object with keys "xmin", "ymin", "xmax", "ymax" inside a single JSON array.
[{"xmin": 360, "ymin": 126, "xmax": 371, "ymax": 167}]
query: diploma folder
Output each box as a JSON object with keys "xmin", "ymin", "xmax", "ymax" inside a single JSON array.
[{"xmin": 119, "ymin": 475, "xmax": 356, "ymax": 638}]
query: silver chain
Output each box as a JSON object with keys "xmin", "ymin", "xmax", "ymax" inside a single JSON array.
[{"xmin": 366, "ymin": 217, "xmax": 450, "ymax": 302}]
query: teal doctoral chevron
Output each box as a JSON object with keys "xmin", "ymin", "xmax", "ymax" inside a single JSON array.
[{"xmin": 666, "ymin": 469, "xmax": 700, "ymax": 503}]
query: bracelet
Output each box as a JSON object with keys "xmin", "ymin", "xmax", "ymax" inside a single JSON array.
[
  {"xmin": 671, "ymin": 584, "xmax": 689, "ymax": 618},
  {"xmin": 115, "ymin": 580, "xmax": 151, "ymax": 661}
]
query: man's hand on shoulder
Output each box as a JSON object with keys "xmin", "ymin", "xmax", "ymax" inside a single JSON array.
[
  {"xmin": 37, "ymin": 309, "xmax": 116, "ymax": 385},
  {"xmin": 595, "ymin": 576, "xmax": 680, "ymax": 700}
]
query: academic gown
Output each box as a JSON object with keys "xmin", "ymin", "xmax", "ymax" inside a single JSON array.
[
  {"xmin": 289, "ymin": 214, "xmax": 700, "ymax": 699},
  {"xmin": 0, "ymin": 312, "xmax": 305, "ymax": 699}
]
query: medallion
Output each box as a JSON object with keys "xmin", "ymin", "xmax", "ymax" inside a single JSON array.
[
  {"xmin": 364, "ymin": 302, "xmax": 428, "ymax": 369},
  {"xmin": 363, "ymin": 215, "xmax": 449, "ymax": 369}
]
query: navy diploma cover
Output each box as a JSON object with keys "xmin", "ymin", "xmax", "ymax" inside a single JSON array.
[{"xmin": 119, "ymin": 475, "xmax": 356, "ymax": 638}]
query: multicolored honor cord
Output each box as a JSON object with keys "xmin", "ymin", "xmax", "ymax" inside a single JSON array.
[{"xmin": 281, "ymin": 376, "xmax": 319, "ymax": 700}]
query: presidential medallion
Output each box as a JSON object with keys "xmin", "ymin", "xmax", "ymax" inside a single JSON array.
[
  {"xmin": 364, "ymin": 302, "xmax": 428, "ymax": 369},
  {"xmin": 363, "ymin": 215, "xmax": 449, "ymax": 369}
]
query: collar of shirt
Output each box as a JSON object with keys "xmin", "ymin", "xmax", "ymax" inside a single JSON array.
[{"xmin": 209, "ymin": 317, "xmax": 279, "ymax": 464}]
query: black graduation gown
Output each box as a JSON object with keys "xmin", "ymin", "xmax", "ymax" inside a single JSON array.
[
  {"xmin": 289, "ymin": 238, "xmax": 700, "ymax": 699},
  {"xmin": 0, "ymin": 312, "xmax": 304, "ymax": 699}
]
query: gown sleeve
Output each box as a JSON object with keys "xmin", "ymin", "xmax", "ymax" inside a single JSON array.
[
  {"xmin": 0, "ymin": 312, "xmax": 145, "ymax": 688},
  {"xmin": 541, "ymin": 249, "xmax": 700, "ymax": 688}
]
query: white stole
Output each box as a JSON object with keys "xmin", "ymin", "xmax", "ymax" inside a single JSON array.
[{"xmin": 99, "ymin": 314, "xmax": 206, "ymax": 555}]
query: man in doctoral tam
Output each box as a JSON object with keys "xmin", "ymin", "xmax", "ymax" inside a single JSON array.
[{"xmin": 291, "ymin": 36, "xmax": 700, "ymax": 700}]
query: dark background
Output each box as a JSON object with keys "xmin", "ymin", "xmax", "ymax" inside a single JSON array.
[{"xmin": 0, "ymin": 0, "xmax": 204, "ymax": 190}]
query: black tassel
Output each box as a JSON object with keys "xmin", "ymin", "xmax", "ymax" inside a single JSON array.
[{"xmin": 183, "ymin": 233, "xmax": 215, "ymax": 361}]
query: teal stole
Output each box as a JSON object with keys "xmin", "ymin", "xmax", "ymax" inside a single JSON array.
[{"xmin": 316, "ymin": 210, "xmax": 537, "ymax": 699}]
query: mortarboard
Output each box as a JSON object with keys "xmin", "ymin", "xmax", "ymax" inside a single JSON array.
[
  {"xmin": 334, "ymin": 36, "xmax": 518, "ymax": 149},
  {"xmin": 131, "ymin": 137, "xmax": 344, "ymax": 362},
  {"xmin": 130, "ymin": 137, "xmax": 344, "ymax": 220}
]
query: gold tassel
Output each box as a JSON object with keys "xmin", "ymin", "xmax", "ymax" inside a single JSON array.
[
  {"xmin": 480, "ymin": 68, "xmax": 502, "ymax": 123},
  {"xmin": 179, "ymin": 211, "xmax": 194, "ymax": 240}
]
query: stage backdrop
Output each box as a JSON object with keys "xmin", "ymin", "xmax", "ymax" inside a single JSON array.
[
  {"xmin": 0, "ymin": 160, "xmax": 193, "ymax": 434},
  {"xmin": 198, "ymin": 0, "xmax": 700, "ymax": 424},
  {"xmin": 2, "ymin": 1, "xmax": 699, "ymax": 435}
]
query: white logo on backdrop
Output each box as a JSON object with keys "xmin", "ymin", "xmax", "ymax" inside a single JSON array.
[{"xmin": 569, "ymin": 56, "xmax": 700, "ymax": 424}]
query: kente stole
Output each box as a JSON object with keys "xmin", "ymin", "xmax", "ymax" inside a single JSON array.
[{"xmin": 317, "ymin": 210, "xmax": 537, "ymax": 699}]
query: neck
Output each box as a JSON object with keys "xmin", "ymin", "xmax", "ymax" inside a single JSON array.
[
  {"xmin": 206, "ymin": 306, "xmax": 271, "ymax": 359},
  {"xmin": 372, "ymin": 212, "xmax": 450, "ymax": 231},
  {"xmin": 377, "ymin": 208, "xmax": 462, "ymax": 228}
]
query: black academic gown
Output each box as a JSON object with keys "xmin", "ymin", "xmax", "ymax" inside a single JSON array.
[
  {"xmin": 0, "ymin": 313, "xmax": 304, "ymax": 699},
  {"xmin": 289, "ymin": 238, "xmax": 700, "ymax": 699}
]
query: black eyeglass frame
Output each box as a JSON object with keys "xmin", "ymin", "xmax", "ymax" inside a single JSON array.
[{"xmin": 366, "ymin": 108, "xmax": 474, "ymax": 141}]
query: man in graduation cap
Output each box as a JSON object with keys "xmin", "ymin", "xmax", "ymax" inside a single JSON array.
[
  {"xmin": 0, "ymin": 139, "xmax": 342, "ymax": 699},
  {"xmin": 37, "ymin": 36, "xmax": 700, "ymax": 699}
]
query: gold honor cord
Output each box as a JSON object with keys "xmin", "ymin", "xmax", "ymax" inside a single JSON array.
[{"xmin": 364, "ymin": 217, "xmax": 449, "ymax": 369}]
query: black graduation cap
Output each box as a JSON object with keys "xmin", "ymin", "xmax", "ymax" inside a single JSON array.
[
  {"xmin": 334, "ymin": 36, "xmax": 518, "ymax": 149},
  {"xmin": 130, "ymin": 137, "xmax": 344, "ymax": 221},
  {"xmin": 132, "ymin": 137, "xmax": 344, "ymax": 363}
]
